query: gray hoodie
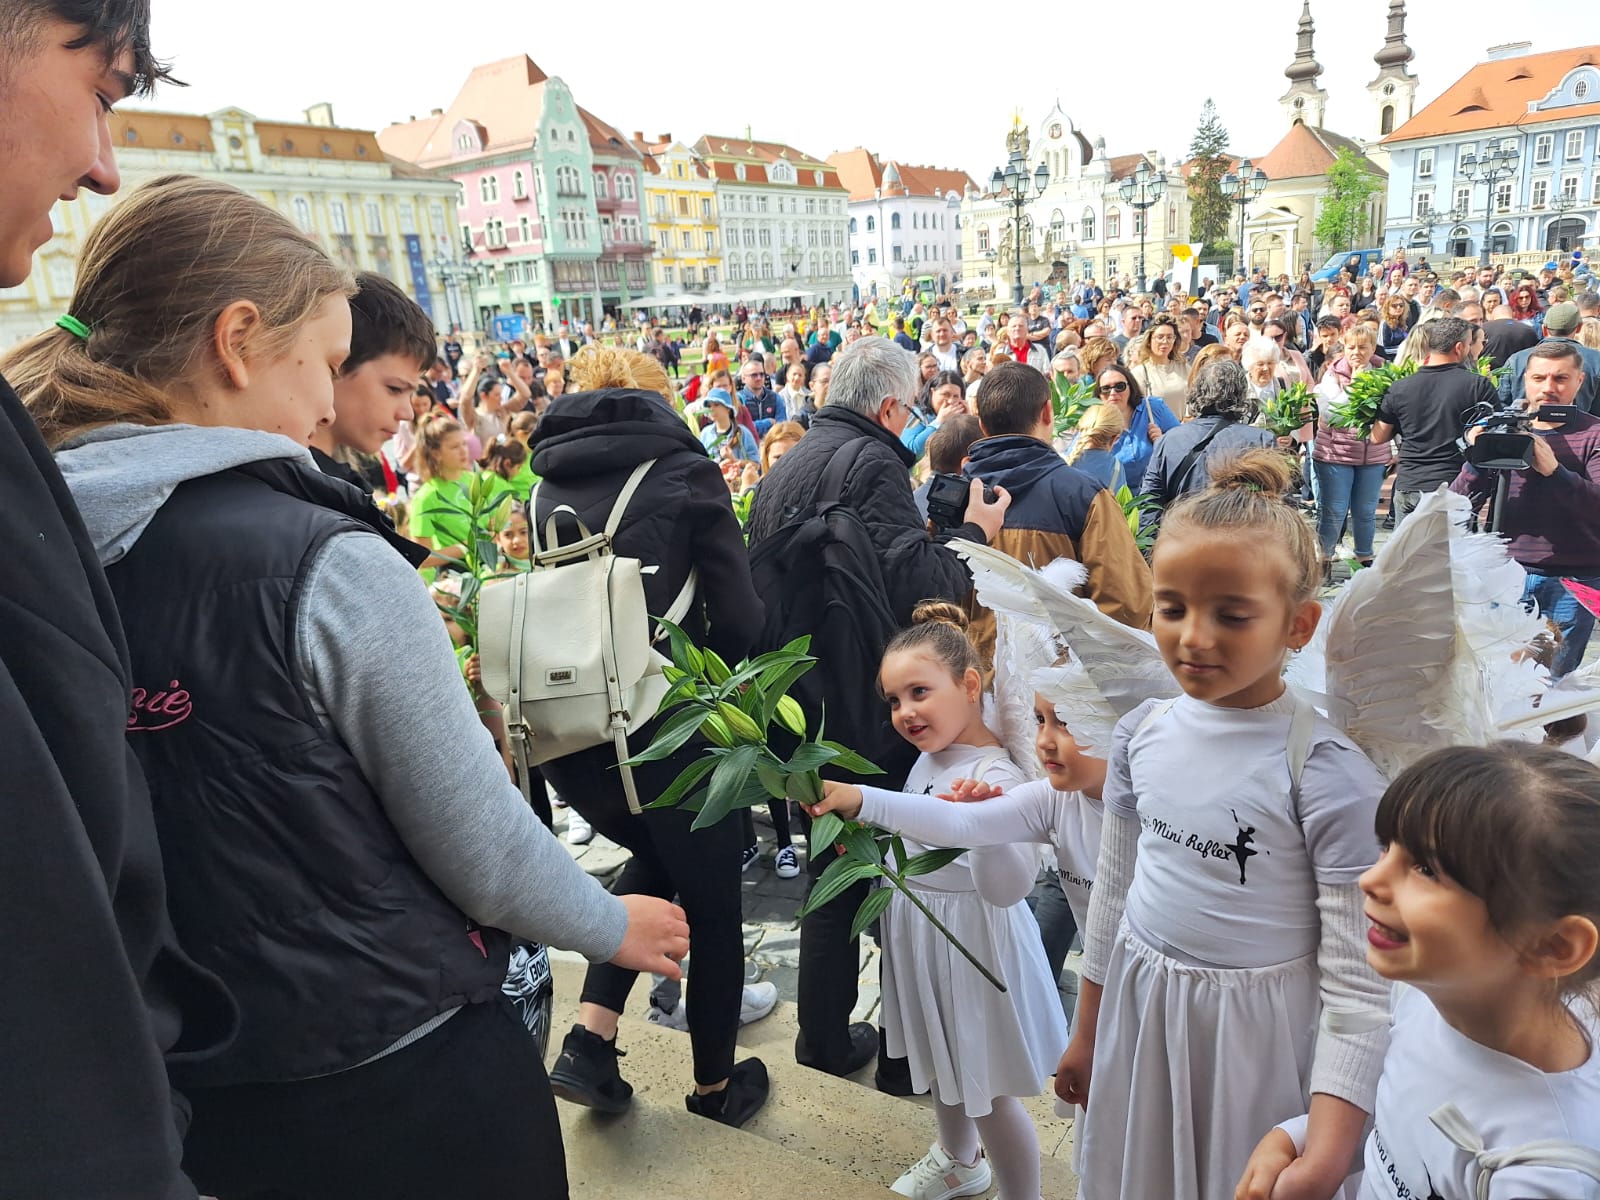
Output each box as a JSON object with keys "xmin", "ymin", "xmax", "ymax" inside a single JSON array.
[{"xmin": 56, "ymin": 423, "xmax": 627, "ymax": 965}]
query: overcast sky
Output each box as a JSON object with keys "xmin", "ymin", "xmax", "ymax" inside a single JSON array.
[{"xmin": 127, "ymin": 1, "xmax": 1568, "ymax": 180}]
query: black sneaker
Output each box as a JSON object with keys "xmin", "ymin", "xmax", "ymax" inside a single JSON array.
[
  {"xmin": 740, "ymin": 844, "xmax": 760, "ymax": 873},
  {"xmin": 685, "ymin": 1057, "xmax": 770, "ymax": 1128},
  {"xmin": 548, "ymin": 1024, "xmax": 633, "ymax": 1114},
  {"xmin": 796, "ymin": 1021, "xmax": 877, "ymax": 1077}
]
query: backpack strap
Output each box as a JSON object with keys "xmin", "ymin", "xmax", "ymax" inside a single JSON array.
[
  {"xmin": 814, "ymin": 437, "xmax": 873, "ymax": 508},
  {"xmin": 1136, "ymin": 696, "xmax": 1180, "ymax": 735},
  {"xmin": 1428, "ymin": 1103, "xmax": 1600, "ymax": 1200},
  {"xmin": 603, "ymin": 458, "xmax": 658, "ymax": 539}
]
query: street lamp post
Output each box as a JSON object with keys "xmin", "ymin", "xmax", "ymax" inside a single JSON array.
[
  {"xmin": 1551, "ymin": 191, "xmax": 1579, "ymax": 252},
  {"xmin": 1412, "ymin": 204, "xmax": 1463, "ymax": 260},
  {"xmin": 1219, "ymin": 159, "xmax": 1268, "ymax": 277},
  {"xmin": 989, "ymin": 149, "xmax": 1049, "ymax": 305},
  {"xmin": 1460, "ymin": 143, "xmax": 1521, "ymax": 267},
  {"xmin": 1117, "ymin": 159, "xmax": 1168, "ymax": 294}
]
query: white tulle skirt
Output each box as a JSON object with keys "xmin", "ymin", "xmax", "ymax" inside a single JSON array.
[
  {"xmin": 1076, "ymin": 924, "xmax": 1327, "ymax": 1200},
  {"xmin": 879, "ymin": 883, "xmax": 1069, "ymax": 1117}
]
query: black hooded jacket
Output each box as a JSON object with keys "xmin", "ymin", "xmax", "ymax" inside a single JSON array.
[
  {"xmin": 0, "ymin": 378, "xmax": 235, "ymax": 1198},
  {"xmin": 745, "ymin": 405, "xmax": 979, "ymax": 623},
  {"xmin": 529, "ymin": 388, "xmax": 762, "ymax": 665}
]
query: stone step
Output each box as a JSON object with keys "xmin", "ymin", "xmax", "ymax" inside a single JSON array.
[{"xmin": 546, "ymin": 958, "xmax": 1080, "ymax": 1199}]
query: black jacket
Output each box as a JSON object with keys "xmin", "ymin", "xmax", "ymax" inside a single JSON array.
[
  {"xmin": 746, "ymin": 405, "xmax": 979, "ymax": 624},
  {"xmin": 107, "ymin": 459, "xmax": 508, "ymax": 1086},
  {"xmin": 0, "ymin": 378, "xmax": 234, "ymax": 1198},
  {"xmin": 530, "ymin": 388, "xmax": 762, "ymax": 665}
]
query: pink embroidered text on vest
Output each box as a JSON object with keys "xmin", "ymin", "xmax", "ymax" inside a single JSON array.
[{"xmin": 128, "ymin": 679, "xmax": 193, "ymax": 732}]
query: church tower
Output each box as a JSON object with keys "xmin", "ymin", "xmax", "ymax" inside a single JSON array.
[
  {"xmin": 1279, "ymin": 1, "xmax": 1328, "ymax": 128},
  {"xmin": 1367, "ymin": 0, "xmax": 1418, "ymax": 141}
]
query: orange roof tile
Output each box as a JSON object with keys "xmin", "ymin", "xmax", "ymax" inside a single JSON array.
[
  {"xmin": 378, "ymin": 55, "xmax": 549, "ymax": 166},
  {"xmin": 111, "ymin": 110, "xmax": 213, "ymax": 152},
  {"xmin": 694, "ymin": 135, "xmax": 844, "ymax": 189},
  {"xmin": 254, "ymin": 121, "xmax": 382, "ymax": 162},
  {"xmin": 1253, "ymin": 122, "xmax": 1386, "ymax": 180},
  {"xmin": 1386, "ymin": 44, "xmax": 1600, "ymax": 141}
]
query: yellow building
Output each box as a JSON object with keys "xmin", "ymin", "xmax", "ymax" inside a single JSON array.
[
  {"xmin": 0, "ymin": 103, "xmax": 470, "ymax": 346},
  {"xmin": 631, "ymin": 134, "xmax": 723, "ymax": 301}
]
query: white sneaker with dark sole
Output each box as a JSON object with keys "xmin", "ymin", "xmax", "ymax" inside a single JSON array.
[
  {"xmin": 774, "ymin": 845, "xmax": 801, "ymax": 878},
  {"xmin": 890, "ymin": 1143, "xmax": 991, "ymax": 1200},
  {"xmin": 647, "ymin": 982, "xmax": 779, "ymax": 1031}
]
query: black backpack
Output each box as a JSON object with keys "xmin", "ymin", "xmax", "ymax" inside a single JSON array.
[{"xmin": 747, "ymin": 439, "xmax": 916, "ymax": 784}]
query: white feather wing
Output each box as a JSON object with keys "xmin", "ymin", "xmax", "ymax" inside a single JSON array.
[
  {"xmin": 952, "ymin": 538, "xmax": 1176, "ymax": 755},
  {"xmin": 1322, "ymin": 490, "xmax": 1474, "ymax": 778},
  {"xmin": 1322, "ymin": 487, "xmax": 1546, "ymax": 777}
]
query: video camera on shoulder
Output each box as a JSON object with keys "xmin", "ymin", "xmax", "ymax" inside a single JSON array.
[
  {"xmin": 925, "ymin": 473, "xmax": 997, "ymax": 532},
  {"xmin": 1463, "ymin": 402, "xmax": 1582, "ymax": 470}
]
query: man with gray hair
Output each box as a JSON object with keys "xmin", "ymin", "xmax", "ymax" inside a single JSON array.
[{"xmin": 746, "ymin": 337, "xmax": 1009, "ymax": 1085}]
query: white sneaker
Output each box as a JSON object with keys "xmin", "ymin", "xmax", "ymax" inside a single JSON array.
[
  {"xmin": 774, "ymin": 845, "xmax": 801, "ymax": 879},
  {"xmin": 890, "ymin": 1144, "xmax": 991, "ymax": 1200},
  {"xmin": 645, "ymin": 982, "xmax": 777, "ymax": 1031},
  {"xmin": 739, "ymin": 981, "xmax": 778, "ymax": 1025},
  {"xmin": 566, "ymin": 811, "xmax": 593, "ymax": 845},
  {"xmin": 646, "ymin": 1002, "xmax": 690, "ymax": 1032}
]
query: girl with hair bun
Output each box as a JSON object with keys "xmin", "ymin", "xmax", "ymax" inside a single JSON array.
[
  {"xmin": 1063, "ymin": 448, "xmax": 1391, "ymax": 1200},
  {"xmin": 806, "ymin": 601, "xmax": 1067, "ymax": 1200}
]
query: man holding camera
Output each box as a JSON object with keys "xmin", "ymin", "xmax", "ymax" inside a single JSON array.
[
  {"xmin": 1453, "ymin": 341, "xmax": 1600, "ymax": 677},
  {"xmin": 1369, "ymin": 316, "xmax": 1500, "ymax": 523}
]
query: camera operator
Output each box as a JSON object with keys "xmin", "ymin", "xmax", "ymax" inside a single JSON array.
[
  {"xmin": 1452, "ymin": 341, "xmax": 1600, "ymax": 677},
  {"xmin": 1370, "ymin": 316, "xmax": 1500, "ymax": 523}
]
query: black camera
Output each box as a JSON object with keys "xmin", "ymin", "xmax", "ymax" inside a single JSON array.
[
  {"xmin": 1463, "ymin": 403, "xmax": 1581, "ymax": 471},
  {"xmin": 926, "ymin": 472, "xmax": 998, "ymax": 531}
]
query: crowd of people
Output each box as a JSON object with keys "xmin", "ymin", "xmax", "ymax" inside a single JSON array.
[{"xmin": 5, "ymin": 6, "xmax": 1600, "ymax": 1199}]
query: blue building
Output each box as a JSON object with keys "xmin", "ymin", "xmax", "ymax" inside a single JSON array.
[{"xmin": 1381, "ymin": 43, "xmax": 1600, "ymax": 261}]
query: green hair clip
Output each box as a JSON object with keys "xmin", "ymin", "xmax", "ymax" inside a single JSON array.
[{"xmin": 56, "ymin": 314, "xmax": 92, "ymax": 340}]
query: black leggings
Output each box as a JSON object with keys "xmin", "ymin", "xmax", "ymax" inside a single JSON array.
[
  {"xmin": 543, "ymin": 743, "xmax": 745, "ymax": 1085},
  {"xmin": 182, "ymin": 998, "xmax": 567, "ymax": 1200}
]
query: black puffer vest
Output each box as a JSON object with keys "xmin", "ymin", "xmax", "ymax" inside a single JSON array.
[{"xmin": 106, "ymin": 458, "xmax": 508, "ymax": 1086}]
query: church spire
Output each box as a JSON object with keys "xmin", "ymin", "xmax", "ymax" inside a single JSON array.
[
  {"xmin": 1371, "ymin": 0, "xmax": 1416, "ymax": 79},
  {"xmin": 1285, "ymin": 1, "xmax": 1321, "ymax": 82},
  {"xmin": 1368, "ymin": 0, "xmax": 1418, "ymax": 141},
  {"xmin": 1279, "ymin": 1, "xmax": 1328, "ymax": 128}
]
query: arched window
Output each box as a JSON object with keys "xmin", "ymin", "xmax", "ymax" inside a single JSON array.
[
  {"xmin": 866, "ymin": 215, "xmax": 876, "ymax": 232},
  {"xmin": 1381, "ymin": 105, "xmax": 1395, "ymax": 135},
  {"xmin": 618, "ymin": 173, "xmax": 635, "ymax": 200},
  {"xmin": 1081, "ymin": 209, "xmax": 1096, "ymax": 242},
  {"xmin": 1106, "ymin": 208, "xmax": 1121, "ymax": 240},
  {"xmin": 849, "ymin": 216, "xmax": 858, "ymax": 234},
  {"xmin": 512, "ymin": 170, "xmax": 526, "ymax": 199},
  {"xmin": 593, "ymin": 172, "xmax": 608, "ymax": 199},
  {"xmin": 891, "ymin": 212, "xmax": 901, "ymax": 230},
  {"xmin": 1049, "ymin": 209, "xmax": 1064, "ymax": 239}
]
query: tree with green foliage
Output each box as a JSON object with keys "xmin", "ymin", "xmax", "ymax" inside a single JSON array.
[
  {"xmin": 1187, "ymin": 99, "xmax": 1233, "ymax": 250},
  {"xmin": 1314, "ymin": 147, "xmax": 1383, "ymax": 255}
]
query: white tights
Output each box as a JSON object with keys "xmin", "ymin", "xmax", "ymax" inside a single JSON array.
[{"xmin": 934, "ymin": 1095, "xmax": 1041, "ymax": 1200}]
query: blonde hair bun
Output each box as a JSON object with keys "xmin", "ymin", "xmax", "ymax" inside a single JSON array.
[{"xmin": 1204, "ymin": 448, "xmax": 1296, "ymax": 496}]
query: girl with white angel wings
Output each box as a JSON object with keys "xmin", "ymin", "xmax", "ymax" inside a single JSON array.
[{"xmin": 822, "ymin": 443, "xmax": 1579, "ymax": 1199}]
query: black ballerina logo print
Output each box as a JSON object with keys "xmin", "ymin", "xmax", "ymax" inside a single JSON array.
[{"xmin": 1228, "ymin": 809, "xmax": 1258, "ymax": 885}]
